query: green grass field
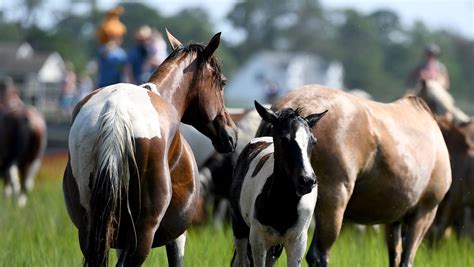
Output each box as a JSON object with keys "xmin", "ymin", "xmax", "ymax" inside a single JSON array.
[{"xmin": 1, "ymin": 155, "xmax": 473, "ymax": 266}]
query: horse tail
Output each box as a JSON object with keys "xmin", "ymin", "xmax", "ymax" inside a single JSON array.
[{"xmin": 85, "ymin": 102, "xmax": 137, "ymax": 267}]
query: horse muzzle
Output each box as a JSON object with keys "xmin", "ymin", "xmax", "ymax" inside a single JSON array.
[
  {"xmin": 296, "ymin": 176, "xmax": 317, "ymax": 197},
  {"xmin": 213, "ymin": 125, "xmax": 238, "ymax": 153}
]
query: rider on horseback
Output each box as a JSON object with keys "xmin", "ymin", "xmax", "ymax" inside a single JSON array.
[{"xmin": 407, "ymin": 43, "xmax": 450, "ymax": 91}]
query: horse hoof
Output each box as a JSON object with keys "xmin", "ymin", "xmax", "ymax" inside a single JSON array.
[
  {"xmin": 4, "ymin": 185, "xmax": 13, "ymax": 198},
  {"xmin": 18, "ymin": 194, "xmax": 27, "ymax": 207}
]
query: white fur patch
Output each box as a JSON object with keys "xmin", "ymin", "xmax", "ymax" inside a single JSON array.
[
  {"xmin": 69, "ymin": 83, "xmax": 162, "ymax": 211},
  {"xmin": 295, "ymin": 127, "xmax": 314, "ymax": 177},
  {"xmin": 239, "ymin": 141, "xmax": 275, "ymax": 225},
  {"xmin": 250, "ymin": 136, "xmax": 273, "ymax": 144},
  {"xmin": 140, "ymin": 83, "xmax": 160, "ymax": 95},
  {"xmin": 24, "ymin": 158, "xmax": 41, "ymax": 191},
  {"xmin": 175, "ymin": 232, "xmax": 187, "ymax": 258}
]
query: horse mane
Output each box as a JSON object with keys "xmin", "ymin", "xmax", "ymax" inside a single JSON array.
[
  {"xmin": 255, "ymin": 107, "xmax": 305, "ymax": 138},
  {"xmin": 149, "ymin": 43, "xmax": 223, "ymax": 87},
  {"xmin": 276, "ymin": 107, "xmax": 304, "ymax": 123},
  {"xmin": 403, "ymin": 95, "xmax": 434, "ymax": 117}
]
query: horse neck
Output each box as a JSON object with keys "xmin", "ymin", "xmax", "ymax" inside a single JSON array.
[
  {"xmin": 149, "ymin": 54, "xmax": 196, "ymax": 119},
  {"xmin": 265, "ymin": 149, "xmax": 300, "ymax": 202}
]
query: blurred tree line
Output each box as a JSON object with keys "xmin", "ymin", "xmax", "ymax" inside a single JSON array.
[
  {"xmin": 0, "ymin": 0, "xmax": 472, "ymax": 109},
  {"xmin": 227, "ymin": 0, "xmax": 473, "ymax": 107}
]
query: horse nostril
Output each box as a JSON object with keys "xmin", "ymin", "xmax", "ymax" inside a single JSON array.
[
  {"xmin": 228, "ymin": 135, "xmax": 236, "ymax": 147},
  {"xmin": 303, "ymin": 177, "xmax": 316, "ymax": 187}
]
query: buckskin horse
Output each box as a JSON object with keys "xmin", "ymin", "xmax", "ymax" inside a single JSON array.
[
  {"xmin": 63, "ymin": 30, "xmax": 237, "ymax": 266},
  {"xmin": 231, "ymin": 101, "xmax": 327, "ymax": 267},
  {"xmin": 0, "ymin": 78, "xmax": 46, "ymax": 207},
  {"xmin": 257, "ymin": 85, "xmax": 451, "ymax": 267}
]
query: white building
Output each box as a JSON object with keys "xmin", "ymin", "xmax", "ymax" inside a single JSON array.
[
  {"xmin": 225, "ymin": 51, "xmax": 344, "ymax": 108},
  {"xmin": 0, "ymin": 42, "xmax": 66, "ymax": 110}
]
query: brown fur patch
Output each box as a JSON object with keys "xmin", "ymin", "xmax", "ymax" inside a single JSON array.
[
  {"xmin": 235, "ymin": 141, "xmax": 272, "ymax": 181},
  {"xmin": 252, "ymin": 152, "xmax": 273, "ymax": 178}
]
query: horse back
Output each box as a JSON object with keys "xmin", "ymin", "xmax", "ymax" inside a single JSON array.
[{"xmin": 68, "ymin": 84, "xmax": 180, "ymax": 213}]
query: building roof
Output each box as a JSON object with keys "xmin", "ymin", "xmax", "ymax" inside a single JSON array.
[
  {"xmin": 225, "ymin": 51, "xmax": 344, "ymax": 108},
  {"xmin": 0, "ymin": 42, "xmax": 57, "ymax": 79}
]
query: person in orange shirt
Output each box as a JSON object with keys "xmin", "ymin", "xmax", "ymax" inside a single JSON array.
[{"xmin": 96, "ymin": 6, "xmax": 129, "ymax": 87}]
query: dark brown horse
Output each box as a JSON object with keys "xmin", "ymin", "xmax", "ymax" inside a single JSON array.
[
  {"xmin": 63, "ymin": 30, "xmax": 237, "ymax": 266},
  {"xmin": 258, "ymin": 85, "xmax": 451, "ymax": 267},
  {"xmin": 0, "ymin": 78, "xmax": 47, "ymax": 207},
  {"xmin": 430, "ymin": 117, "xmax": 474, "ymax": 241}
]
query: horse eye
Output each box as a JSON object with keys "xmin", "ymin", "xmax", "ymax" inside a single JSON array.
[{"xmin": 221, "ymin": 79, "xmax": 227, "ymax": 87}]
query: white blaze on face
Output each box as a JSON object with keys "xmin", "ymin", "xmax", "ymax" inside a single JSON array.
[
  {"xmin": 295, "ymin": 126, "xmax": 314, "ymax": 177},
  {"xmin": 69, "ymin": 83, "xmax": 162, "ymax": 211}
]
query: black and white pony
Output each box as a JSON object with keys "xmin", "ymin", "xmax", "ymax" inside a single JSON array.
[{"xmin": 230, "ymin": 101, "xmax": 327, "ymax": 267}]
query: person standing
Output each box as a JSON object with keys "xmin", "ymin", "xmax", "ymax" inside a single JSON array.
[
  {"xmin": 128, "ymin": 25, "xmax": 153, "ymax": 84},
  {"xmin": 96, "ymin": 6, "xmax": 128, "ymax": 88},
  {"xmin": 77, "ymin": 72, "xmax": 94, "ymax": 100},
  {"xmin": 146, "ymin": 29, "xmax": 168, "ymax": 72},
  {"xmin": 59, "ymin": 62, "xmax": 77, "ymax": 114}
]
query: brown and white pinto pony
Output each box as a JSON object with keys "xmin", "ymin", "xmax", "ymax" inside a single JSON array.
[
  {"xmin": 230, "ymin": 101, "xmax": 327, "ymax": 267},
  {"xmin": 257, "ymin": 85, "xmax": 451, "ymax": 267},
  {"xmin": 0, "ymin": 78, "xmax": 46, "ymax": 207},
  {"xmin": 63, "ymin": 30, "xmax": 237, "ymax": 266}
]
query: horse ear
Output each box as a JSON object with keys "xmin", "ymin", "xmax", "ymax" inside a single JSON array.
[
  {"xmin": 166, "ymin": 28, "xmax": 183, "ymax": 51},
  {"xmin": 255, "ymin": 100, "xmax": 277, "ymax": 124},
  {"xmin": 203, "ymin": 32, "xmax": 221, "ymax": 60},
  {"xmin": 306, "ymin": 110, "xmax": 328, "ymax": 128}
]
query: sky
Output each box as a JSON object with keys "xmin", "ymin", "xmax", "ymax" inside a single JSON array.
[{"xmin": 1, "ymin": 0, "xmax": 473, "ymax": 40}]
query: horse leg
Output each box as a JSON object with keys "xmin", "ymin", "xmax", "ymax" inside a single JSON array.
[
  {"xmin": 18, "ymin": 158, "xmax": 41, "ymax": 207},
  {"xmin": 231, "ymin": 216, "xmax": 250, "ymax": 267},
  {"xmin": 214, "ymin": 198, "xmax": 230, "ymax": 228},
  {"xmin": 400, "ymin": 207, "xmax": 438, "ymax": 267},
  {"xmin": 460, "ymin": 205, "xmax": 472, "ymax": 238},
  {"xmin": 266, "ymin": 244, "xmax": 283, "ymax": 266},
  {"xmin": 232, "ymin": 237, "xmax": 250, "ymax": 267},
  {"xmin": 122, "ymin": 217, "xmax": 161, "ymax": 267},
  {"xmin": 2, "ymin": 169, "xmax": 13, "ymax": 199},
  {"xmin": 123, "ymin": 175, "xmax": 173, "ymax": 265},
  {"xmin": 426, "ymin": 189, "xmax": 460, "ymax": 245},
  {"xmin": 286, "ymin": 234, "xmax": 308, "ymax": 267},
  {"xmin": 4, "ymin": 164, "xmax": 21, "ymax": 203},
  {"xmin": 305, "ymin": 210, "xmax": 344, "ymax": 267},
  {"xmin": 249, "ymin": 228, "xmax": 267, "ymax": 267},
  {"xmin": 166, "ymin": 232, "xmax": 187, "ymax": 267},
  {"xmin": 62, "ymin": 161, "xmax": 89, "ymax": 257},
  {"xmin": 116, "ymin": 249, "xmax": 128, "ymax": 267},
  {"xmin": 385, "ymin": 222, "xmax": 402, "ymax": 267},
  {"xmin": 306, "ymin": 183, "xmax": 352, "ymax": 267}
]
